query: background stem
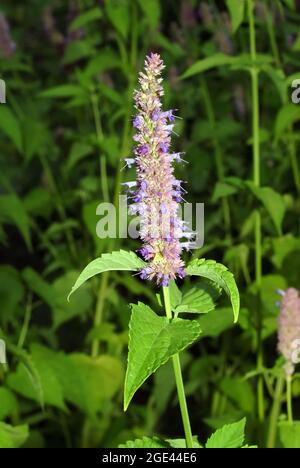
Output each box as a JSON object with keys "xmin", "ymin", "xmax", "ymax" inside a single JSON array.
[
  {"xmin": 247, "ymin": 0, "xmax": 264, "ymax": 422},
  {"xmin": 286, "ymin": 377, "xmax": 293, "ymax": 424},
  {"xmin": 162, "ymin": 286, "xmax": 194, "ymax": 449},
  {"xmin": 266, "ymin": 376, "xmax": 284, "ymax": 448}
]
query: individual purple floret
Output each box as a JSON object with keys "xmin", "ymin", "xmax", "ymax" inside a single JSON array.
[
  {"xmin": 126, "ymin": 53, "xmax": 194, "ymax": 286},
  {"xmin": 278, "ymin": 288, "xmax": 300, "ymax": 377}
]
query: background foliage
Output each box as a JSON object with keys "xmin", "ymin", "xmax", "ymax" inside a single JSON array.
[{"xmin": 0, "ymin": 0, "xmax": 300, "ymax": 448}]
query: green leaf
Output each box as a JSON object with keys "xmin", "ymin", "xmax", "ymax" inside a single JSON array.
[
  {"xmin": 63, "ymin": 40, "xmax": 95, "ymax": 65},
  {"xmin": 69, "ymin": 7, "xmax": 102, "ymax": 31},
  {"xmin": 174, "ymin": 283, "xmax": 220, "ymax": 314},
  {"xmin": 275, "ymin": 104, "xmax": 300, "ymax": 140},
  {"xmin": 137, "ymin": 0, "xmax": 161, "ymax": 29},
  {"xmin": 279, "ymin": 421, "xmax": 300, "ymax": 448},
  {"xmin": 181, "ymin": 53, "xmax": 237, "ymax": 79},
  {"xmin": 182, "ymin": 53, "xmax": 272, "ymax": 79},
  {"xmin": 53, "ymin": 271, "xmax": 93, "ymax": 328},
  {"xmin": 22, "ymin": 267, "xmax": 56, "ymax": 309},
  {"xmin": 0, "ymin": 423, "xmax": 29, "ymax": 449},
  {"xmin": 40, "ymin": 84, "xmax": 85, "ymax": 99},
  {"xmin": 124, "ymin": 302, "xmax": 202, "ymax": 410},
  {"xmin": 246, "ymin": 181, "xmax": 286, "ymax": 235},
  {"xmin": 168, "ymin": 280, "xmax": 182, "ymax": 310},
  {"xmin": 68, "ymin": 354, "xmax": 124, "ymax": 415},
  {"xmin": 0, "ymin": 194, "xmax": 32, "ymax": 250},
  {"xmin": 105, "ymin": 0, "xmax": 129, "ymax": 39},
  {"xmin": 0, "ymin": 107, "xmax": 22, "ymax": 152},
  {"xmin": 0, "ymin": 387, "xmax": 18, "ymax": 420},
  {"xmin": 7, "ymin": 344, "xmax": 65, "ymax": 410},
  {"xmin": 68, "ymin": 250, "xmax": 146, "ymax": 300},
  {"xmin": 206, "ymin": 418, "xmax": 246, "ymax": 448},
  {"xmin": 66, "ymin": 142, "xmax": 93, "ymax": 172},
  {"xmin": 198, "ymin": 307, "xmax": 236, "ymax": 338},
  {"xmin": 186, "ymin": 259, "xmax": 240, "ymax": 322},
  {"xmin": 212, "ymin": 181, "xmax": 239, "ymax": 202},
  {"xmin": 119, "ymin": 436, "xmax": 168, "ymax": 448},
  {"xmin": 0, "ymin": 266, "xmax": 25, "ymax": 323},
  {"xmin": 226, "ymin": 0, "xmax": 245, "ymax": 33},
  {"xmin": 220, "ymin": 377, "xmax": 255, "ymax": 413}
]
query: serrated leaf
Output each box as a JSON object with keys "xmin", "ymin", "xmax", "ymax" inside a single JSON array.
[
  {"xmin": 186, "ymin": 259, "xmax": 240, "ymax": 322},
  {"xmin": 206, "ymin": 418, "xmax": 246, "ymax": 448},
  {"xmin": 119, "ymin": 436, "xmax": 168, "ymax": 448},
  {"xmin": 68, "ymin": 250, "xmax": 146, "ymax": 300},
  {"xmin": 0, "ymin": 423, "xmax": 29, "ymax": 449},
  {"xmin": 174, "ymin": 283, "xmax": 220, "ymax": 314},
  {"xmin": 246, "ymin": 181, "xmax": 286, "ymax": 235},
  {"xmin": 226, "ymin": 0, "xmax": 245, "ymax": 33},
  {"xmin": 124, "ymin": 302, "xmax": 202, "ymax": 410}
]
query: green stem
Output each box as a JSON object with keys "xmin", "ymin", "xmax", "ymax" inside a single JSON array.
[
  {"xmin": 288, "ymin": 131, "xmax": 300, "ymax": 195},
  {"xmin": 91, "ymin": 271, "xmax": 109, "ymax": 357},
  {"xmin": 266, "ymin": 376, "xmax": 285, "ymax": 448},
  {"xmin": 286, "ymin": 377, "xmax": 293, "ymax": 424},
  {"xmin": 163, "ymin": 286, "xmax": 194, "ymax": 449},
  {"xmin": 200, "ymin": 76, "xmax": 231, "ymax": 238},
  {"xmin": 17, "ymin": 294, "xmax": 32, "ymax": 349},
  {"xmin": 91, "ymin": 92, "xmax": 109, "ymax": 203},
  {"xmin": 264, "ymin": 0, "xmax": 281, "ymax": 69},
  {"xmin": 247, "ymin": 0, "xmax": 264, "ymax": 422}
]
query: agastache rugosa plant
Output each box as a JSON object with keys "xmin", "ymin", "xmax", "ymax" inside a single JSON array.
[
  {"xmin": 126, "ymin": 53, "xmax": 190, "ymax": 286},
  {"xmin": 69, "ymin": 53, "xmax": 240, "ymax": 448}
]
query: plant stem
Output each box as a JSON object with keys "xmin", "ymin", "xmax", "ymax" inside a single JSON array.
[
  {"xmin": 266, "ymin": 375, "xmax": 285, "ymax": 448},
  {"xmin": 162, "ymin": 286, "xmax": 194, "ymax": 449},
  {"xmin": 247, "ymin": 0, "xmax": 264, "ymax": 422},
  {"xmin": 91, "ymin": 91, "xmax": 110, "ymax": 203},
  {"xmin": 18, "ymin": 294, "xmax": 32, "ymax": 349},
  {"xmin": 264, "ymin": 0, "xmax": 281, "ymax": 69},
  {"xmin": 286, "ymin": 377, "xmax": 293, "ymax": 424},
  {"xmin": 200, "ymin": 76, "xmax": 231, "ymax": 239},
  {"xmin": 91, "ymin": 272, "xmax": 109, "ymax": 357}
]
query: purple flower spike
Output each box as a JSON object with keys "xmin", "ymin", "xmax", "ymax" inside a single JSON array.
[
  {"xmin": 128, "ymin": 53, "xmax": 187, "ymax": 286},
  {"xmin": 278, "ymin": 288, "xmax": 300, "ymax": 377}
]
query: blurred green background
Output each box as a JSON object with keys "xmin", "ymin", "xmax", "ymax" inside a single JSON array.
[{"xmin": 0, "ymin": 0, "xmax": 300, "ymax": 448}]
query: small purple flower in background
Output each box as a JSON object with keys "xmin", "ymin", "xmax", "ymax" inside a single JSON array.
[
  {"xmin": 0, "ymin": 14, "xmax": 16, "ymax": 58},
  {"xmin": 278, "ymin": 288, "xmax": 300, "ymax": 377},
  {"xmin": 125, "ymin": 53, "xmax": 194, "ymax": 286}
]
